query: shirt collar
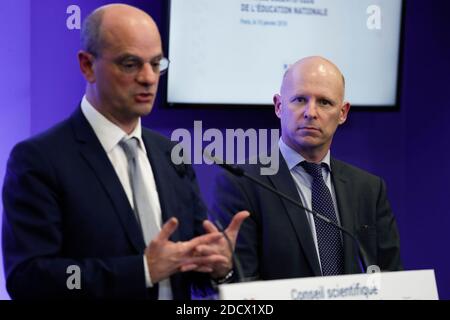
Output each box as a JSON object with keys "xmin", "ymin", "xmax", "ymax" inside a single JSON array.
[
  {"xmin": 278, "ymin": 137, "xmax": 331, "ymax": 171},
  {"xmin": 80, "ymin": 95, "xmax": 146, "ymax": 154}
]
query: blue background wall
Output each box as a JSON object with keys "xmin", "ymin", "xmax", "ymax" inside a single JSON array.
[
  {"xmin": 0, "ymin": 0, "xmax": 31, "ymax": 300},
  {"xmin": 1, "ymin": 0, "xmax": 449, "ymax": 299}
]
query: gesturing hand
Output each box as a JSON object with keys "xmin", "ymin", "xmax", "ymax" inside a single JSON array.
[
  {"xmin": 144, "ymin": 217, "xmax": 223, "ymax": 284},
  {"xmin": 192, "ymin": 211, "xmax": 250, "ymax": 279}
]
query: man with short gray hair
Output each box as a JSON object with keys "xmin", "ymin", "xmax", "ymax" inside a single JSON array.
[{"xmin": 2, "ymin": 4, "xmax": 247, "ymax": 299}]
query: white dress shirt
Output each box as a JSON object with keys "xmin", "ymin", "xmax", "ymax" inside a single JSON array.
[
  {"xmin": 278, "ymin": 138, "xmax": 342, "ymax": 273},
  {"xmin": 81, "ymin": 96, "xmax": 172, "ymax": 299}
]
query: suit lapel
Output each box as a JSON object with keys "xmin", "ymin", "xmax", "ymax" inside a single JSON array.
[
  {"xmin": 330, "ymin": 158, "xmax": 360, "ymax": 274},
  {"xmin": 70, "ymin": 108, "xmax": 146, "ymax": 252},
  {"xmin": 268, "ymin": 155, "xmax": 322, "ymax": 276}
]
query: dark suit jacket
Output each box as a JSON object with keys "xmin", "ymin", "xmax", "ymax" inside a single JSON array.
[
  {"xmin": 212, "ymin": 154, "xmax": 402, "ymax": 281},
  {"xmin": 2, "ymin": 108, "xmax": 209, "ymax": 299}
]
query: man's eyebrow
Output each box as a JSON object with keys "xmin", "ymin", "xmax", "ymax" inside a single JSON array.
[
  {"xmin": 287, "ymin": 93, "xmax": 338, "ymax": 104},
  {"xmin": 289, "ymin": 94, "xmax": 306, "ymax": 101},
  {"xmin": 150, "ymin": 53, "xmax": 164, "ymax": 62},
  {"xmin": 115, "ymin": 53, "xmax": 164, "ymax": 62},
  {"xmin": 114, "ymin": 54, "xmax": 141, "ymax": 61},
  {"xmin": 318, "ymin": 95, "xmax": 338, "ymax": 105}
]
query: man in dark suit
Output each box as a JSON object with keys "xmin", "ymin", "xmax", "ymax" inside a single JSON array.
[
  {"xmin": 2, "ymin": 4, "xmax": 247, "ymax": 299},
  {"xmin": 213, "ymin": 56, "xmax": 402, "ymax": 281}
]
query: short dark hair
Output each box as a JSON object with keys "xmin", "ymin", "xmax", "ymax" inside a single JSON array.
[{"xmin": 80, "ymin": 9, "xmax": 105, "ymax": 56}]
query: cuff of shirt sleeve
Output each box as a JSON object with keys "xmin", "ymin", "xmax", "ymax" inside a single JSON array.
[
  {"xmin": 143, "ymin": 255, "xmax": 154, "ymax": 288},
  {"xmin": 211, "ymin": 269, "xmax": 234, "ymax": 287}
]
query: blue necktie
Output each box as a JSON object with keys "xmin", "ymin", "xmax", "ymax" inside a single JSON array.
[{"xmin": 300, "ymin": 161, "xmax": 344, "ymax": 276}]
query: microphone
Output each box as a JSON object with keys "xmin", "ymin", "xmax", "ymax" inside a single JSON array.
[
  {"xmin": 205, "ymin": 152, "xmax": 371, "ymax": 274},
  {"xmin": 168, "ymin": 150, "xmax": 246, "ymax": 282}
]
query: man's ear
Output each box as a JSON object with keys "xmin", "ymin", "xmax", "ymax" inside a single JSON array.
[
  {"xmin": 274, "ymin": 94, "xmax": 282, "ymax": 119},
  {"xmin": 338, "ymin": 101, "xmax": 351, "ymax": 125},
  {"xmin": 78, "ymin": 50, "xmax": 96, "ymax": 83}
]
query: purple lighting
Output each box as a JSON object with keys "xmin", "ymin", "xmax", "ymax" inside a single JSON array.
[
  {"xmin": 0, "ymin": 0, "xmax": 449, "ymax": 300},
  {"xmin": 0, "ymin": 0, "xmax": 31, "ymax": 300}
]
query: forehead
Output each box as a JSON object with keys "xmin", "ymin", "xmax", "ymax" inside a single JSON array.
[
  {"xmin": 282, "ymin": 64, "xmax": 344, "ymax": 100},
  {"xmin": 101, "ymin": 19, "xmax": 162, "ymax": 58}
]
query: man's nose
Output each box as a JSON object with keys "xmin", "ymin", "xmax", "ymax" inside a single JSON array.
[
  {"xmin": 304, "ymin": 100, "xmax": 318, "ymax": 119},
  {"xmin": 136, "ymin": 62, "xmax": 158, "ymax": 86}
]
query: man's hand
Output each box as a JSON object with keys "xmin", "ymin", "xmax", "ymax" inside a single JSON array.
[
  {"xmin": 191, "ymin": 211, "xmax": 250, "ymax": 279},
  {"xmin": 144, "ymin": 217, "xmax": 223, "ymax": 284}
]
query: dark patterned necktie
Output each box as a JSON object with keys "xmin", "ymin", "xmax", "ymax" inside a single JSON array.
[{"xmin": 300, "ymin": 161, "xmax": 344, "ymax": 276}]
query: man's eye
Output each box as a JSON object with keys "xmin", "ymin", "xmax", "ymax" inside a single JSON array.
[
  {"xmin": 119, "ymin": 60, "xmax": 141, "ymax": 71},
  {"xmin": 294, "ymin": 97, "xmax": 307, "ymax": 103},
  {"xmin": 150, "ymin": 61, "xmax": 162, "ymax": 71},
  {"xmin": 319, "ymin": 99, "xmax": 332, "ymax": 106}
]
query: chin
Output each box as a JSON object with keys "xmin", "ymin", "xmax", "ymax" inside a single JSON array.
[
  {"xmin": 296, "ymin": 138, "xmax": 321, "ymax": 149},
  {"xmin": 133, "ymin": 103, "xmax": 154, "ymax": 116}
]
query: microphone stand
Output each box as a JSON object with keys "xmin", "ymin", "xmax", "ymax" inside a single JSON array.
[{"xmin": 207, "ymin": 153, "xmax": 371, "ymax": 274}]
